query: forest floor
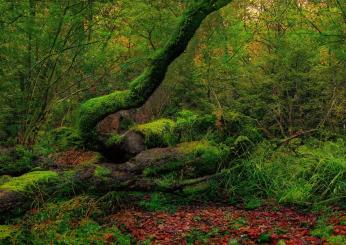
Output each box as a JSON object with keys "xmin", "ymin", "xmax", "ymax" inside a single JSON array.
[{"xmin": 102, "ymin": 199, "xmax": 346, "ymax": 244}]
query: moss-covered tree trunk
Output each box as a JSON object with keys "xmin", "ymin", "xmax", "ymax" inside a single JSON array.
[{"xmin": 78, "ymin": 0, "xmax": 232, "ymax": 146}]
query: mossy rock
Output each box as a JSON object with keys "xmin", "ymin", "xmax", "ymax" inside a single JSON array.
[
  {"xmin": 0, "ymin": 171, "xmax": 58, "ymax": 193},
  {"xmin": 133, "ymin": 119, "xmax": 176, "ymax": 147}
]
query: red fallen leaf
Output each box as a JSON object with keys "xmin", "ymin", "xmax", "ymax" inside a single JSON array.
[
  {"xmin": 285, "ymin": 239, "xmax": 304, "ymax": 245},
  {"xmin": 103, "ymin": 233, "xmax": 114, "ymax": 242},
  {"xmin": 30, "ymin": 208, "xmax": 38, "ymax": 214},
  {"xmin": 304, "ymin": 236, "xmax": 321, "ymax": 243},
  {"xmin": 334, "ymin": 225, "xmax": 346, "ymax": 235}
]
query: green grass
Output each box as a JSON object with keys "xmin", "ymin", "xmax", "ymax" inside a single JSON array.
[
  {"xmin": 139, "ymin": 192, "xmax": 178, "ymax": 213},
  {"xmin": 223, "ymin": 138, "xmax": 346, "ymax": 206},
  {"xmin": 3, "ymin": 195, "xmax": 133, "ymax": 244}
]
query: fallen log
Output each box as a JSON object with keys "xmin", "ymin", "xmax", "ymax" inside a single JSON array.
[{"xmin": 0, "ymin": 141, "xmax": 228, "ymax": 219}]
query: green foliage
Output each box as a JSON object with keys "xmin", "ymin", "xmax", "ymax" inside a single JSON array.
[
  {"xmin": 258, "ymin": 233, "xmax": 271, "ymax": 243},
  {"xmin": 35, "ymin": 127, "xmax": 83, "ymax": 155},
  {"xmin": 174, "ymin": 110, "xmax": 217, "ymax": 142},
  {"xmin": 139, "ymin": 192, "xmax": 178, "ymax": 213},
  {"xmin": 0, "ymin": 225, "xmax": 17, "ymax": 240},
  {"xmin": 222, "ymin": 110, "xmax": 262, "ymax": 144},
  {"xmin": 0, "ymin": 145, "xmax": 36, "ymax": 175},
  {"xmin": 244, "ymin": 197, "xmax": 262, "ymax": 210},
  {"xmin": 105, "ymin": 134, "xmax": 123, "ymax": 148},
  {"xmin": 0, "ymin": 171, "xmax": 58, "ymax": 193},
  {"xmin": 223, "ymin": 138, "xmax": 346, "ymax": 206},
  {"xmin": 327, "ymin": 235, "xmax": 346, "ymax": 245},
  {"xmin": 97, "ymin": 191, "xmax": 133, "ymax": 212},
  {"xmin": 94, "ymin": 165, "xmax": 112, "ymax": 179}
]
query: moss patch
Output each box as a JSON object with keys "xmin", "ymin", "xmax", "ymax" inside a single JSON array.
[
  {"xmin": 0, "ymin": 225, "xmax": 17, "ymax": 239},
  {"xmin": 94, "ymin": 166, "xmax": 112, "ymax": 178},
  {"xmin": 105, "ymin": 134, "xmax": 123, "ymax": 147},
  {"xmin": 0, "ymin": 171, "xmax": 58, "ymax": 192},
  {"xmin": 143, "ymin": 160, "xmax": 183, "ymax": 177},
  {"xmin": 177, "ymin": 141, "xmax": 207, "ymax": 155},
  {"xmin": 133, "ymin": 119, "xmax": 176, "ymax": 147},
  {"xmin": 178, "ymin": 141, "xmax": 229, "ymax": 176},
  {"xmin": 78, "ymin": 90, "xmax": 131, "ymax": 145}
]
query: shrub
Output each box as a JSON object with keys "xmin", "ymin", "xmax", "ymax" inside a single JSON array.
[
  {"xmin": 175, "ymin": 110, "xmax": 216, "ymax": 142},
  {"xmin": 34, "ymin": 127, "xmax": 83, "ymax": 156},
  {"xmin": 0, "ymin": 145, "xmax": 36, "ymax": 176}
]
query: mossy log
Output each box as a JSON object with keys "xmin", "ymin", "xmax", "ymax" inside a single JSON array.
[
  {"xmin": 78, "ymin": 0, "xmax": 232, "ymax": 147},
  {"xmin": 0, "ymin": 141, "xmax": 227, "ymax": 218},
  {"xmin": 103, "ymin": 119, "xmax": 176, "ymax": 162}
]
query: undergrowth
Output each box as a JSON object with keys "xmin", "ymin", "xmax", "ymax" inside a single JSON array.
[
  {"xmin": 1, "ymin": 195, "xmax": 133, "ymax": 245},
  {"xmin": 222, "ymin": 137, "xmax": 346, "ymax": 206}
]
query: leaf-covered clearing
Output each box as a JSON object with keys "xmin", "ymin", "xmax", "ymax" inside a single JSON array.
[{"xmin": 105, "ymin": 203, "xmax": 345, "ymax": 244}]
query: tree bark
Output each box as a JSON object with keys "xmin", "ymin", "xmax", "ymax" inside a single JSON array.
[{"xmin": 78, "ymin": 0, "xmax": 232, "ymax": 147}]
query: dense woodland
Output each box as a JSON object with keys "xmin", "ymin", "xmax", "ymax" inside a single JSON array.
[{"xmin": 0, "ymin": 0, "xmax": 345, "ymax": 244}]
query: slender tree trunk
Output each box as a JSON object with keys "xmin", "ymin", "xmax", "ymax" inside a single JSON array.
[{"xmin": 78, "ymin": 0, "xmax": 232, "ymax": 147}]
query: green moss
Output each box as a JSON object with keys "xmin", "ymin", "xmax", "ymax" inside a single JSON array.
[
  {"xmin": 133, "ymin": 119, "xmax": 176, "ymax": 147},
  {"xmin": 143, "ymin": 160, "xmax": 183, "ymax": 177},
  {"xmin": 0, "ymin": 225, "xmax": 17, "ymax": 239},
  {"xmin": 94, "ymin": 166, "xmax": 112, "ymax": 178},
  {"xmin": 183, "ymin": 182, "xmax": 210, "ymax": 195},
  {"xmin": 78, "ymin": 90, "xmax": 131, "ymax": 144},
  {"xmin": 105, "ymin": 134, "xmax": 122, "ymax": 148},
  {"xmin": 177, "ymin": 141, "xmax": 205, "ymax": 154},
  {"xmin": 0, "ymin": 171, "xmax": 58, "ymax": 192},
  {"xmin": 0, "ymin": 175, "xmax": 12, "ymax": 185},
  {"xmin": 178, "ymin": 141, "xmax": 229, "ymax": 175}
]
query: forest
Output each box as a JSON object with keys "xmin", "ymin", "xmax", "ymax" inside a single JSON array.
[{"xmin": 0, "ymin": 0, "xmax": 345, "ymax": 244}]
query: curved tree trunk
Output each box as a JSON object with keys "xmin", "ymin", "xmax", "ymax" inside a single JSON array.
[{"xmin": 78, "ymin": 0, "xmax": 232, "ymax": 147}]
